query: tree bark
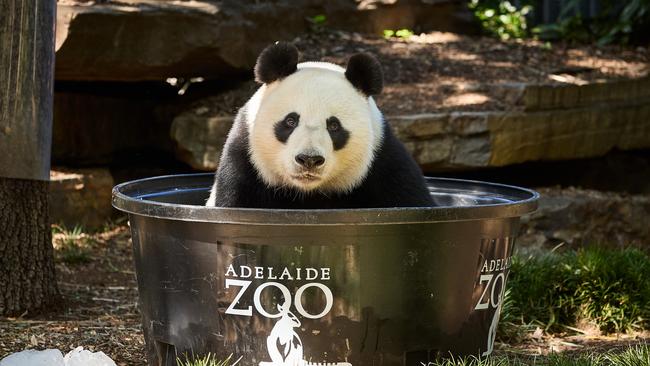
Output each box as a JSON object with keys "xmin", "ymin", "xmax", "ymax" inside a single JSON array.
[
  {"xmin": 0, "ymin": 0, "xmax": 59, "ymax": 316},
  {"xmin": 0, "ymin": 178, "xmax": 59, "ymax": 315}
]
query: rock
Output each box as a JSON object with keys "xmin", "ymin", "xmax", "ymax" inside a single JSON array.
[
  {"xmin": 0, "ymin": 348, "xmax": 116, "ymax": 366},
  {"xmin": 55, "ymin": 0, "xmax": 470, "ymax": 81},
  {"xmin": 170, "ymin": 91, "xmax": 650, "ymax": 171},
  {"xmin": 55, "ymin": 1, "xmax": 312, "ymax": 81},
  {"xmin": 169, "ymin": 82, "xmax": 258, "ymax": 170},
  {"xmin": 519, "ymin": 187, "xmax": 650, "ymax": 249},
  {"xmin": 0, "ymin": 349, "xmax": 64, "ymax": 366},
  {"xmin": 50, "ymin": 168, "xmax": 115, "ymax": 229},
  {"xmin": 523, "ymin": 77, "xmax": 650, "ymax": 111},
  {"xmin": 171, "ymin": 114, "xmax": 233, "ymax": 171},
  {"xmin": 486, "ymin": 102, "xmax": 650, "ymax": 167},
  {"xmin": 64, "ymin": 347, "xmax": 116, "ymax": 366}
]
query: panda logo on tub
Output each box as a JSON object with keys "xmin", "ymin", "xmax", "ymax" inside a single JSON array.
[{"xmin": 206, "ymin": 42, "xmax": 434, "ymax": 209}]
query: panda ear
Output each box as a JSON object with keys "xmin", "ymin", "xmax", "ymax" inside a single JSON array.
[
  {"xmin": 345, "ymin": 53, "xmax": 383, "ymax": 96},
  {"xmin": 254, "ymin": 42, "xmax": 300, "ymax": 84}
]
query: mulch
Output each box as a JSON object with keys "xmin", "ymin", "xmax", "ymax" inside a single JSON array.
[
  {"xmin": 0, "ymin": 223, "xmax": 146, "ymax": 365},
  {"xmin": 202, "ymin": 29, "xmax": 649, "ymax": 117}
]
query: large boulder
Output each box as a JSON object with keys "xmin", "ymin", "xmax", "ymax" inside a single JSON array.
[
  {"xmin": 55, "ymin": 1, "xmax": 309, "ymax": 81},
  {"xmin": 55, "ymin": 0, "xmax": 469, "ymax": 81}
]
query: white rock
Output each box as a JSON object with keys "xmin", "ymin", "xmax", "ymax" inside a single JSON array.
[
  {"xmin": 0, "ymin": 348, "xmax": 116, "ymax": 366},
  {"xmin": 0, "ymin": 349, "xmax": 65, "ymax": 366},
  {"xmin": 64, "ymin": 347, "xmax": 117, "ymax": 366}
]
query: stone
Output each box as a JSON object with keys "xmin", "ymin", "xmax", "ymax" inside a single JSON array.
[
  {"xmin": 50, "ymin": 168, "xmax": 114, "ymax": 229},
  {"xmin": 403, "ymin": 137, "xmax": 454, "ymax": 167},
  {"xmin": 171, "ymin": 113, "xmax": 234, "ymax": 171},
  {"xmin": 519, "ymin": 187, "xmax": 650, "ymax": 249},
  {"xmin": 55, "ymin": 0, "xmax": 469, "ymax": 81},
  {"xmin": 55, "ymin": 1, "xmax": 324, "ymax": 81},
  {"xmin": 449, "ymin": 135, "xmax": 490, "ymax": 167},
  {"xmin": 487, "ymin": 103, "xmax": 650, "ymax": 167},
  {"xmin": 0, "ymin": 349, "xmax": 64, "ymax": 366},
  {"xmin": 170, "ymin": 92, "xmax": 650, "ymax": 171},
  {"xmin": 523, "ymin": 76, "xmax": 650, "ymax": 111},
  {"xmin": 390, "ymin": 114, "xmax": 449, "ymax": 139},
  {"xmin": 449, "ymin": 112, "xmax": 489, "ymax": 135}
]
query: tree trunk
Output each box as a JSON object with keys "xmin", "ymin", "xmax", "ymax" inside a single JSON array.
[
  {"xmin": 0, "ymin": 178, "xmax": 59, "ymax": 315},
  {"xmin": 0, "ymin": 0, "xmax": 59, "ymax": 316}
]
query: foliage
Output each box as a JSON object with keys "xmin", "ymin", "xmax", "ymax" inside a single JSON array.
[
  {"xmin": 52, "ymin": 224, "xmax": 92, "ymax": 264},
  {"xmin": 310, "ymin": 14, "xmax": 327, "ymax": 25},
  {"xmin": 177, "ymin": 353, "xmax": 234, "ymax": 366},
  {"xmin": 534, "ymin": 0, "xmax": 650, "ymax": 44},
  {"xmin": 173, "ymin": 346, "xmax": 650, "ymax": 366},
  {"xmin": 471, "ymin": 0, "xmax": 650, "ymax": 44},
  {"xmin": 503, "ymin": 247, "xmax": 650, "ymax": 334},
  {"xmin": 605, "ymin": 344, "xmax": 650, "ymax": 366},
  {"xmin": 469, "ymin": 0, "xmax": 532, "ymax": 40},
  {"xmin": 428, "ymin": 344, "xmax": 650, "ymax": 365},
  {"xmin": 470, "ymin": 0, "xmax": 649, "ymax": 44},
  {"xmin": 383, "ymin": 28, "xmax": 414, "ymax": 40},
  {"xmin": 307, "ymin": 14, "xmax": 328, "ymax": 32}
]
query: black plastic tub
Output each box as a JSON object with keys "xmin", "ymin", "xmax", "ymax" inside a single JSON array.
[{"xmin": 112, "ymin": 173, "xmax": 538, "ymax": 366}]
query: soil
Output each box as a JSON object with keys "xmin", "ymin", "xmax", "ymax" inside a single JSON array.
[
  {"xmin": 203, "ymin": 29, "xmax": 649, "ymax": 116},
  {"xmin": 1, "ymin": 219, "xmax": 648, "ymax": 364},
  {"xmin": 0, "ymin": 222, "xmax": 145, "ymax": 365}
]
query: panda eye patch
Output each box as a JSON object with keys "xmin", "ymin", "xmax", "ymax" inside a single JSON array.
[
  {"xmin": 284, "ymin": 113, "xmax": 299, "ymax": 128},
  {"xmin": 326, "ymin": 117, "xmax": 341, "ymax": 132},
  {"xmin": 274, "ymin": 112, "xmax": 300, "ymax": 143},
  {"xmin": 326, "ymin": 116, "xmax": 349, "ymax": 150}
]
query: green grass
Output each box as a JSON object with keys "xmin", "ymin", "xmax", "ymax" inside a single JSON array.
[
  {"xmin": 173, "ymin": 346, "xmax": 650, "ymax": 366},
  {"xmin": 605, "ymin": 344, "xmax": 650, "ymax": 365},
  {"xmin": 52, "ymin": 224, "xmax": 93, "ymax": 264},
  {"xmin": 383, "ymin": 28, "xmax": 414, "ymax": 40},
  {"xmin": 431, "ymin": 344, "xmax": 650, "ymax": 365},
  {"xmin": 503, "ymin": 247, "xmax": 650, "ymax": 334},
  {"xmin": 177, "ymin": 353, "xmax": 234, "ymax": 366}
]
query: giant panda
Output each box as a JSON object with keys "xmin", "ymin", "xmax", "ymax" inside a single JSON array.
[{"xmin": 206, "ymin": 42, "xmax": 434, "ymax": 209}]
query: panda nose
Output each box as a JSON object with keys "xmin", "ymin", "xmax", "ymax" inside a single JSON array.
[{"xmin": 295, "ymin": 154, "xmax": 325, "ymax": 169}]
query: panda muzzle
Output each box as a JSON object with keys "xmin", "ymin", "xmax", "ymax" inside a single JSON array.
[{"xmin": 295, "ymin": 154, "xmax": 325, "ymax": 170}]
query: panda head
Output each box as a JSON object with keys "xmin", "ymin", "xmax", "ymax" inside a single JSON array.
[{"xmin": 247, "ymin": 42, "xmax": 384, "ymax": 193}]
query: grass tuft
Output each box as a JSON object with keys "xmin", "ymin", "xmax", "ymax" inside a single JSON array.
[
  {"xmin": 52, "ymin": 224, "xmax": 93, "ymax": 264},
  {"xmin": 503, "ymin": 247, "xmax": 650, "ymax": 334},
  {"xmin": 172, "ymin": 346, "xmax": 650, "ymax": 366},
  {"xmin": 176, "ymin": 353, "xmax": 233, "ymax": 366},
  {"xmin": 604, "ymin": 344, "xmax": 650, "ymax": 366},
  {"xmin": 429, "ymin": 344, "xmax": 650, "ymax": 365}
]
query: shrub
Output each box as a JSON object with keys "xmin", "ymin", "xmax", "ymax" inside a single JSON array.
[
  {"xmin": 469, "ymin": 0, "xmax": 533, "ymax": 40},
  {"xmin": 535, "ymin": 0, "xmax": 650, "ymax": 44}
]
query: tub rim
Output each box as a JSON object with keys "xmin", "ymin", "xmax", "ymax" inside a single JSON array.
[{"xmin": 112, "ymin": 173, "xmax": 539, "ymax": 226}]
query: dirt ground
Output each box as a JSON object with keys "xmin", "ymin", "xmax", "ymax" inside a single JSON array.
[
  {"xmin": 0, "ymin": 222, "xmax": 146, "ymax": 365},
  {"xmin": 0, "ymin": 220, "xmax": 648, "ymax": 365},
  {"xmin": 204, "ymin": 29, "xmax": 650, "ymax": 117},
  {"xmin": 297, "ymin": 29, "xmax": 649, "ymax": 115}
]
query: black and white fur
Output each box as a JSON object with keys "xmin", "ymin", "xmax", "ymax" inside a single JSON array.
[{"xmin": 207, "ymin": 42, "xmax": 433, "ymax": 209}]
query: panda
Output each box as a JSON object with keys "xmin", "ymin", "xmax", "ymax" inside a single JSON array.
[{"xmin": 206, "ymin": 42, "xmax": 434, "ymax": 209}]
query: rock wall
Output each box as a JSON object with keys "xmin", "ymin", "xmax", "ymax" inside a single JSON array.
[{"xmin": 170, "ymin": 77, "xmax": 650, "ymax": 172}]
